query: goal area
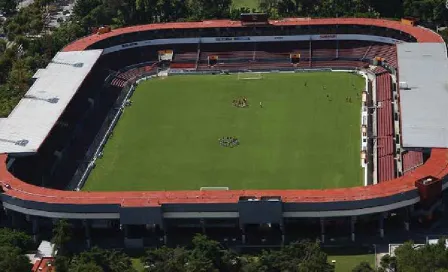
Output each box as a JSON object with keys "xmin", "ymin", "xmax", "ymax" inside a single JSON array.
[{"xmin": 237, "ymin": 72, "xmax": 263, "ymax": 80}]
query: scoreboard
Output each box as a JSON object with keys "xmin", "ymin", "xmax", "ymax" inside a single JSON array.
[{"xmin": 240, "ymin": 13, "xmax": 269, "ymax": 25}]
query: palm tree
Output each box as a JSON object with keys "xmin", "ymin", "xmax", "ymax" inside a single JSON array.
[{"xmin": 51, "ymin": 219, "xmax": 72, "ymax": 257}]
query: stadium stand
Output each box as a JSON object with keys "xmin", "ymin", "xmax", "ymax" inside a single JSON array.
[
  {"xmin": 372, "ymin": 66, "xmax": 388, "ymax": 75},
  {"xmin": 375, "ymin": 73, "xmax": 396, "ymax": 182},
  {"xmin": 338, "ymin": 40, "xmax": 372, "ymax": 59},
  {"xmin": 366, "ymin": 44, "xmax": 398, "ymax": 68},
  {"xmin": 312, "ymin": 40, "xmax": 338, "ymax": 59},
  {"xmin": 403, "ymin": 151, "xmax": 424, "ymax": 173},
  {"xmin": 111, "ymin": 64, "xmax": 157, "ymax": 87},
  {"xmin": 0, "ymin": 18, "xmax": 447, "ymax": 248}
]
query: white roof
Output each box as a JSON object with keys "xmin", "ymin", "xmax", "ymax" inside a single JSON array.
[
  {"xmin": 0, "ymin": 50, "xmax": 102, "ymax": 154},
  {"xmin": 32, "ymin": 68, "xmax": 47, "ymax": 79},
  {"xmin": 36, "ymin": 241, "xmax": 55, "ymax": 258},
  {"xmin": 397, "ymin": 43, "xmax": 448, "ymax": 148}
]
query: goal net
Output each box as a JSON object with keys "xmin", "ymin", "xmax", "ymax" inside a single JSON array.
[
  {"xmin": 200, "ymin": 187, "xmax": 230, "ymax": 191},
  {"xmin": 237, "ymin": 72, "xmax": 263, "ymax": 80}
]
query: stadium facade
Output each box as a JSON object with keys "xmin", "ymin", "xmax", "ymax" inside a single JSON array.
[{"xmin": 0, "ymin": 17, "xmax": 448, "ymax": 247}]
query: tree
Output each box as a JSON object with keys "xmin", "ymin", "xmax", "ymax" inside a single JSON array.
[
  {"xmin": 0, "ymin": 227, "xmax": 34, "ymax": 252},
  {"xmin": 73, "ymin": 0, "xmax": 102, "ymax": 20},
  {"xmin": 0, "ymin": 228, "xmax": 33, "ymax": 272},
  {"xmin": 378, "ymin": 239, "xmax": 448, "ymax": 272},
  {"xmin": 403, "ymin": 0, "xmax": 448, "ymax": 24},
  {"xmin": 142, "ymin": 246, "xmax": 190, "ymax": 272},
  {"xmin": 3, "ymin": 2, "xmax": 44, "ymax": 40},
  {"xmin": 188, "ymin": 0, "xmax": 232, "ymax": 20},
  {"xmin": 71, "ymin": 246, "xmax": 136, "ymax": 272},
  {"xmin": 51, "ymin": 219, "xmax": 73, "ymax": 256},
  {"xmin": 0, "ymin": 39, "xmax": 6, "ymax": 53},
  {"xmin": 221, "ymin": 249, "xmax": 245, "ymax": 272},
  {"xmin": 0, "ymin": 0, "xmax": 18, "ymax": 16},
  {"xmin": 189, "ymin": 234, "xmax": 225, "ymax": 271},
  {"xmin": 256, "ymin": 240, "xmax": 334, "ymax": 272},
  {"xmin": 0, "ymin": 245, "xmax": 33, "ymax": 272},
  {"xmin": 378, "ymin": 253, "xmax": 397, "ymax": 272},
  {"xmin": 7, "ymin": 58, "xmax": 32, "ymax": 97},
  {"xmin": 143, "ymin": 236, "xmax": 335, "ymax": 272},
  {"xmin": 69, "ymin": 262, "xmax": 103, "ymax": 272},
  {"xmin": 54, "ymin": 255, "xmax": 71, "ymax": 272},
  {"xmin": 352, "ymin": 261, "xmax": 375, "ymax": 272}
]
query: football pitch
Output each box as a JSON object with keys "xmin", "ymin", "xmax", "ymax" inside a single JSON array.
[{"xmin": 83, "ymin": 72, "xmax": 364, "ymax": 191}]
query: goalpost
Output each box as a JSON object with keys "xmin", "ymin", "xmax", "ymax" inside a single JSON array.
[
  {"xmin": 237, "ymin": 72, "xmax": 263, "ymax": 80},
  {"xmin": 200, "ymin": 187, "xmax": 230, "ymax": 191}
]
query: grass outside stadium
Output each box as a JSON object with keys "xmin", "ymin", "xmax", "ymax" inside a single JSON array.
[{"xmin": 83, "ymin": 72, "xmax": 364, "ymax": 191}]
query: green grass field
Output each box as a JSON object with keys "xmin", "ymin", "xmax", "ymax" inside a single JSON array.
[
  {"xmin": 329, "ymin": 254, "xmax": 375, "ymax": 272},
  {"xmin": 84, "ymin": 72, "xmax": 364, "ymax": 191},
  {"xmin": 131, "ymin": 258, "xmax": 145, "ymax": 272},
  {"xmin": 326, "ymin": 247, "xmax": 375, "ymax": 272},
  {"xmin": 232, "ymin": 0, "xmax": 259, "ymax": 9}
]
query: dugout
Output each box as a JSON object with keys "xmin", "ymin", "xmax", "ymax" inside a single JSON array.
[{"xmin": 238, "ymin": 196, "xmax": 283, "ymax": 225}]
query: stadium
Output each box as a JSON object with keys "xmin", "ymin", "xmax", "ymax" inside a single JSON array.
[{"xmin": 0, "ymin": 15, "xmax": 448, "ymax": 248}]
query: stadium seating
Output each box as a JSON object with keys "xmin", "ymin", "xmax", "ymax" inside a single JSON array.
[
  {"xmin": 312, "ymin": 41, "xmax": 337, "ymax": 59},
  {"xmin": 402, "ymin": 151, "xmax": 424, "ymax": 173},
  {"xmin": 372, "ymin": 66, "xmax": 388, "ymax": 75},
  {"xmin": 171, "ymin": 51, "xmax": 197, "ymax": 69},
  {"xmin": 192, "ymin": 40, "xmax": 400, "ymax": 71},
  {"xmin": 338, "ymin": 41, "xmax": 372, "ymax": 59},
  {"xmin": 111, "ymin": 64, "xmax": 157, "ymax": 88},
  {"xmin": 311, "ymin": 60, "xmax": 368, "ymax": 69},
  {"xmin": 375, "ymin": 73, "xmax": 396, "ymax": 182},
  {"xmin": 365, "ymin": 44, "xmax": 397, "ymax": 68}
]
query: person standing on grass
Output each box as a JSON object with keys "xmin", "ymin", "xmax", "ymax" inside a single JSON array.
[{"xmin": 259, "ymin": 101, "xmax": 263, "ymax": 108}]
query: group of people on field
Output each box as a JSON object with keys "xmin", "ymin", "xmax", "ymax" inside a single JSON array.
[
  {"xmin": 219, "ymin": 137, "xmax": 240, "ymax": 148},
  {"xmin": 232, "ymin": 97, "xmax": 248, "ymax": 108}
]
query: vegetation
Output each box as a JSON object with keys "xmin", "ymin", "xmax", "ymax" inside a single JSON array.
[
  {"xmin": 48, "ymin": 223, "xmax": 336, "ymax": 272},
  {"xmin": 378, "ymin": 239, "xmax": 448, "ymax": 272},
  {"xmin": 69, "ymin": 247, "xmax": 137, "ymax": 272},
  {"xmin": 52, "ymin": 219, "xmax": 73, "ymax": 256},
  {"xmin": 0, "ymin": 0, "xmax": 446, "ymax": 117},
  {"xmin": 50, "ymin": 221, "xmax": 137, "ymax": 272},
  {"xmin": 326, "ymin": 246, "xmax": 375, "ymax": 272},
  {"xmin": 85, "ymin": 73, "xmax": 363, "ymax": 191},
  {"xmin": 352, "ymin": 261, "xmax": 376, "ymax": 272},
  {"xmin": 0, "ymin": 228, "xmax": 34, "ymax": 272},
  {"xmin": 45, "ymin": 219, "xmax": 448, "ymax": 272},
  {"xmin": 140, "ymin": 235, "xmax": 334, "ymax": 272}
]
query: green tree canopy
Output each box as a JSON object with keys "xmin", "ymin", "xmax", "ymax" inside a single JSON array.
[
  {"xmin": 352, "ymin": 261, "xmax": 375, "ymax": 272},
  {"xmin": 68, "ymin": 261, "xmax": 104, "ymax": 272},
  {"xmin": 256, "ymin": 240, "xmax": 334, "ymax": 272},
  {"xmin": 379, "ymin": 239, "xmax": 448, "ymax": 272},
  {"xmin": 0, "ymin": 228, "xmax": 33, "ymax": 272},
  {"xmin": 0, "ymin": 227, "xmax": 34, "ymax": 252},
  {"xmin": 0, "ymin": 245, "xmax": 33, "ymax": 272},
  {"xmin": 142, "ymin": 235, "xmax": 335, "ymax": 272},
  {"xmin": 51, "ymin": 219, "xmax": 73, "ymax": 256},
  {"xmin": 0, "ymin": 0, "xmax": 18, "ymax": 16},
  {"xmin": 70, "ymin": 246, "xmax": 136, "ymax": 272}
]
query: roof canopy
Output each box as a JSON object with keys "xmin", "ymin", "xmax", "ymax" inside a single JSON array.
[
  {"xmin": 0, "ymin": 50, "xmax": 103, "ymax": 154},
  {"xmin": 397, "ymin": 43, "xmax": 448, "ymax": 148}
]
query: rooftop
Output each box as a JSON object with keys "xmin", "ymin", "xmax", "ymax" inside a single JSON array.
[
  {"xmin": 0, "ymin": 50, "xmax": 102, "ymax": 154},
  {"xmin": 63, "ymin": 18, "xmax": 443, "ymax": 52},
  {"xmin": 397, "ymin": 43, "xmax": 448, "ymax": 148}
]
